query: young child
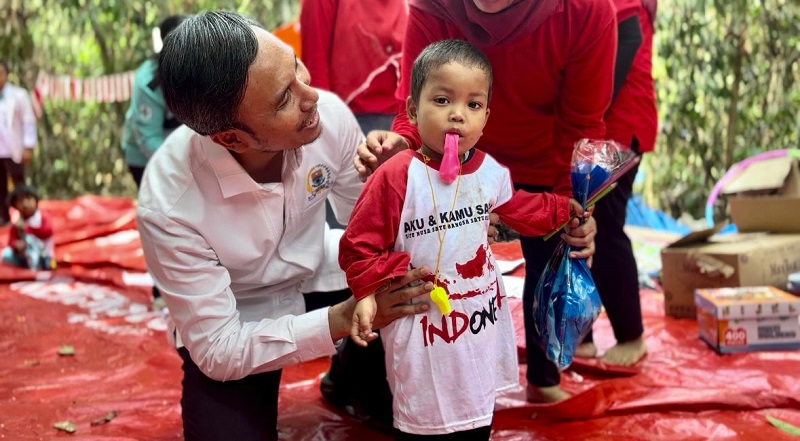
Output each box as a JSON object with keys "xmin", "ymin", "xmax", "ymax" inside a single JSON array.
[
  {"xmin": 2, "ymin": 185, "xmax": 55, "ymax": 270},
  {"xmin": 339, "ymin": 40, "xmax": 583, "ymax": 439}
]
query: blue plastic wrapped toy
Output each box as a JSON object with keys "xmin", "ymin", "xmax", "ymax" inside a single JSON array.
[{"xmin": 533, "ymin": 139, "xmax": 639, "ymax": 370}]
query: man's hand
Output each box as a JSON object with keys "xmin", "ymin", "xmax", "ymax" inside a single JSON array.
[
  {"xmin": 329, "ymin": 267, "xmax": 432, "ymax": 341},
  {"xmin": 563, "ymin": 213, "xmax": 597, "ymax": 266},
  {"xmin": 354, "ymin": 130, "xmax": 410, "ymax": 182},
  {"xmin": 487, "ymin": 213, "xmax": 500, "ymax": 244}
]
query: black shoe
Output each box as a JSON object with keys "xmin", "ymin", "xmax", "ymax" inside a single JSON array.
[
  {"xmin": 320, "ymin": 369, "xmax": 394, "ymax": 433},
  {"xmin": 319, "ymin": 339, "xmax": 394, "ymax": 434}
]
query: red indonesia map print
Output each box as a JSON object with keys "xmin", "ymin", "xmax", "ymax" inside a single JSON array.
[{"xmin": 456, "ymin": 244, "xmax": 488, "ymax": 279}]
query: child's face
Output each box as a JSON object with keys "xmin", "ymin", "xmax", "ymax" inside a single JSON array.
[
  {"xmin": 407, "ymin": 62, "xmax": 490, "ymax": 159},
  {"xmin": 14, "ymin": 196, "xmax": 37, "ymax": 219}
]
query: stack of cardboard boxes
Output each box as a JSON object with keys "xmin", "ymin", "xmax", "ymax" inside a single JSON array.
[{"xmin": 660, "ymin": 154, "xmax": 800, "ymax": 352}]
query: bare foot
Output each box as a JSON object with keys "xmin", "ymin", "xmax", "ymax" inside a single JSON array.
[
  {"xmin": 526, "ymin": 384, "xmax": 571, "ymax": 403},
  {"xmin": 601, "ymin": 336, "xmax": 646, "ymax": 366},
  {"xmin": 574, "ymin": 342, "xmax": 597, "ymax": 359}
]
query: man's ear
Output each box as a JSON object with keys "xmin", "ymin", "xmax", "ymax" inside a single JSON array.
[
  {"xmin": 406, "ymin": 96, "xmax": 418, "ymax": 126},
  {"xmin": 211, "ymin": 129, "xmax": 249, "ymax": 153}
]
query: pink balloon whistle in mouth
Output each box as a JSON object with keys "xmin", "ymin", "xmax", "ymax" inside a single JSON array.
[{"xmin": 439, "ymin": 132, "xmax": 460, "ymax": 184}]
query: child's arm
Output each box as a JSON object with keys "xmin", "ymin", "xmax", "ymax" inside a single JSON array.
[
  {"xmin": 28, "ymin": 211, "xmax": 54, "ymax": 240},
  {"xmin": 493, "ymin": 190, "xmax": 580, "ymax": 237},
  {"xmin": 351, "ymin": 293, "xmax": 379, "ymax": 347},
  {"xmin": 8, "ymin": 223, "xmax": 24, "ymax": 254},
  {"xmin": 339, "ymin": 153, "xmax": 414, "ymax": 301}
]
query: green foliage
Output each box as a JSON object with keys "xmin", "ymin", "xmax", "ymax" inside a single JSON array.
[
  {"xmin": 643, "ymin": 0, "xmax": 800, "ymax": 221},
  {"xmin": 1, "ymin": 0, "xmax": 299, "ymax": 199}
]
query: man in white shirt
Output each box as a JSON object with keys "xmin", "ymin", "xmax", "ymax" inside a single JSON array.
[
  {"xmin": 136, "ymin": 11, "xmax": 433, "ymax": 441},
  {"xmin": 0, "ymin": 61, "xmax": 37, "ymax": 226}
]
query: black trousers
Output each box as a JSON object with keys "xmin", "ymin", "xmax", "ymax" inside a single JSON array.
[
  {"xmin": 177, "ymin": 289, "xmax": 361, "ymax": 441},
  {"xmin": 521, "ymin": 162, "xmax": 644, "ymax": 387},
  {"xmin": 518, "ymin": 183, "xmax": 563, "ymax": 388},
  {"xmin": 0, "ymin": 158, "xmax": 26, "ymax": 225},
  {"xmin": 585, "ymin": 161, "xmax": 643, "ymax": 345},
  {"xmin": 128, "ymin": 164, "xmax": 145, "ymax": 189},
  {"xmin": 179, "ymin": 346, "xmax": 282, "ymax": 441},
  {"xmin": 304, "ymin": 289, "xmax": 394, "ymax": 425}
]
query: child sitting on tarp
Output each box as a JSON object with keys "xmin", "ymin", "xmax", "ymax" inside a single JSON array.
[{"xmin": 2, "ymin": 185, "xmax": 55, "ymax": 270}]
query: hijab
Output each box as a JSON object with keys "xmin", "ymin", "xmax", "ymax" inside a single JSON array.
[{"xmin": 408, "ymin": 0, "xmax": 560, "ymax": 46}]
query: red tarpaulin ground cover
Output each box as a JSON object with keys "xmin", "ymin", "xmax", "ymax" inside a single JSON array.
[{"xmin": 1, "ymin": 197, "xmax": 799, "ymax": 440}]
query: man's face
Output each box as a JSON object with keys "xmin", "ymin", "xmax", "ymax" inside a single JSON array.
[
  {"xmin": 212, "ymin": 27, "xmax": 321, "ymax": 154},
  {"xmin": 0, "ymin": 64, "xmax": 8, "ymax": 90}
]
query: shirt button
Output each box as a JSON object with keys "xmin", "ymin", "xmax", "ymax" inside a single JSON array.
[{"xmin": 385, "ymin": 44, "xmax": 394, "ymax": 54}]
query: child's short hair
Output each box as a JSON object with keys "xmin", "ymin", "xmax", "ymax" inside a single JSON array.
[
  {"xmin": 409, "ymin": 39, "xmax": 493, "ymax": 105},
  {"xmin": 8, "ymin": 184, "xmax": 39, "ymax": 208}
]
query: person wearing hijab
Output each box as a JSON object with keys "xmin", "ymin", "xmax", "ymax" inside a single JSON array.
[
  {"xmin": 355, "ymin": 0, "xmax": 614, "ymax": 403},
  {"xmin": 300, "ymin": 0, "xmax": 407, "ymax": 136},
  {"xmin": 574, "ymin": 0, "xmax": 657, "ymax": 367}
]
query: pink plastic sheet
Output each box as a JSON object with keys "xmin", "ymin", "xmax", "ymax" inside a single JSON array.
[{"xmin": 1, "ymin": 197, "xmax": 799, "ymax": 440}]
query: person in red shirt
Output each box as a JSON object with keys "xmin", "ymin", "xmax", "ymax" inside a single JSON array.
[
  {"xmin": 355, "ymin": 0, "xmax": 613, "ymax": 403},
  {"xmin": 300, "ymin": 0, "xmax": 407, "ymax": 135},
  {"xmin": 2, "ymin": 184, "xmax": 55, "ymax": 270},
  {"xmin": 575, "ymin": 0, "xmax": 657, "ymax": 367}
]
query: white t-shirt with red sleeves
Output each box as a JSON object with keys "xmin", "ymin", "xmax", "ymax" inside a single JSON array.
[{"xmin": 340, "ymin": 148, "xmax": 569, "ymax": 435}]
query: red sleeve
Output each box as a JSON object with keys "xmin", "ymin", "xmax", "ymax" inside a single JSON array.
[
  {"xmin": 613, "ymin": 0, "xmax": 642, "ymax": 20},
  {"xmin": 493, "ymin": 190, "xmax": 571, "ymax": 237},
  {"xmin": 29, "ymin": 212, "xmax": 54, "ymax": 240},
  {"xmin": 339, "ymin": 152, "xmax": 414, "ymax": 300},
  {"xmin": 390, "ymin": 8, "xmax": 446, "ymax": 151},
  {"xmin": 552, "ymin": 0, "xmax": 617, "ymax": 195},
  {"xmin": 300, "ymin": 0, "xmax": 336, "ymax": 90}
]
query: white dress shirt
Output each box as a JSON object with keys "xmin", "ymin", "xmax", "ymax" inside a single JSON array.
[
  {"xmin": 136, "ymin": 91, "xmax": 364, "ymax": 381},
  {"xmin": 0, "ymin": 83, "xmax": 37, "ymax": 161}
]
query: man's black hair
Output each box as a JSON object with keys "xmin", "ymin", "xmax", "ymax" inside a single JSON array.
[{"xmin": 158, "ymin": 11, "xmax": 262, "ymax": 135}]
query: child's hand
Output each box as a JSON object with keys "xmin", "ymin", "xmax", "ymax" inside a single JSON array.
[
  {"xmin": 351, "ymin": 294, "xmax": 379, "ymax": 347},
  {"xmin": 13, "ymin": 239, "xmax": 26, "ymax": 253}
]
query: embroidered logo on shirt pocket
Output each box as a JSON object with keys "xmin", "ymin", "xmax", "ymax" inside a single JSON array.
[{"xmin": 305, "ymin": 164, "xmax": 333, "ymax": 202}]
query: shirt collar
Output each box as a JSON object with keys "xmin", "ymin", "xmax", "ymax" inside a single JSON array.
[
  {"xmin": 200, "ymin": 136, "xmax": 262, "ymax": 198},
  {"xmin": 199, "ymin": 135, "xmax": 305, "ymax": 198}
]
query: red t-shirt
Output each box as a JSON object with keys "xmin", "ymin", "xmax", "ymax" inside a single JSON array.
[
  {"xmin": 605, "ymin": 0, "xmax": 658, "ymax": 153},
  {"xmin": 392, "ymin": 0, "xmax": 618, "ymax": 195},
  {"xmin": 300, "ymin": 0, "xmax": 407, "ymax": 115},
  {"xmin": 8, "ymin": 210, "xmax": 54, "ymax": 250}
]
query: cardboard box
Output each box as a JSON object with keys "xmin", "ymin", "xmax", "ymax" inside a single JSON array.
[
  {"xmin": 722, "ymin": 155, "xmax": 800, "ymax": 233},
  {"xmin": 695, "ymin": 286, "xmax": 800, "ymax": 353},
  {"xmin": 660, "ymin": 227, "xmax": 800, "ymax": 318}
]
